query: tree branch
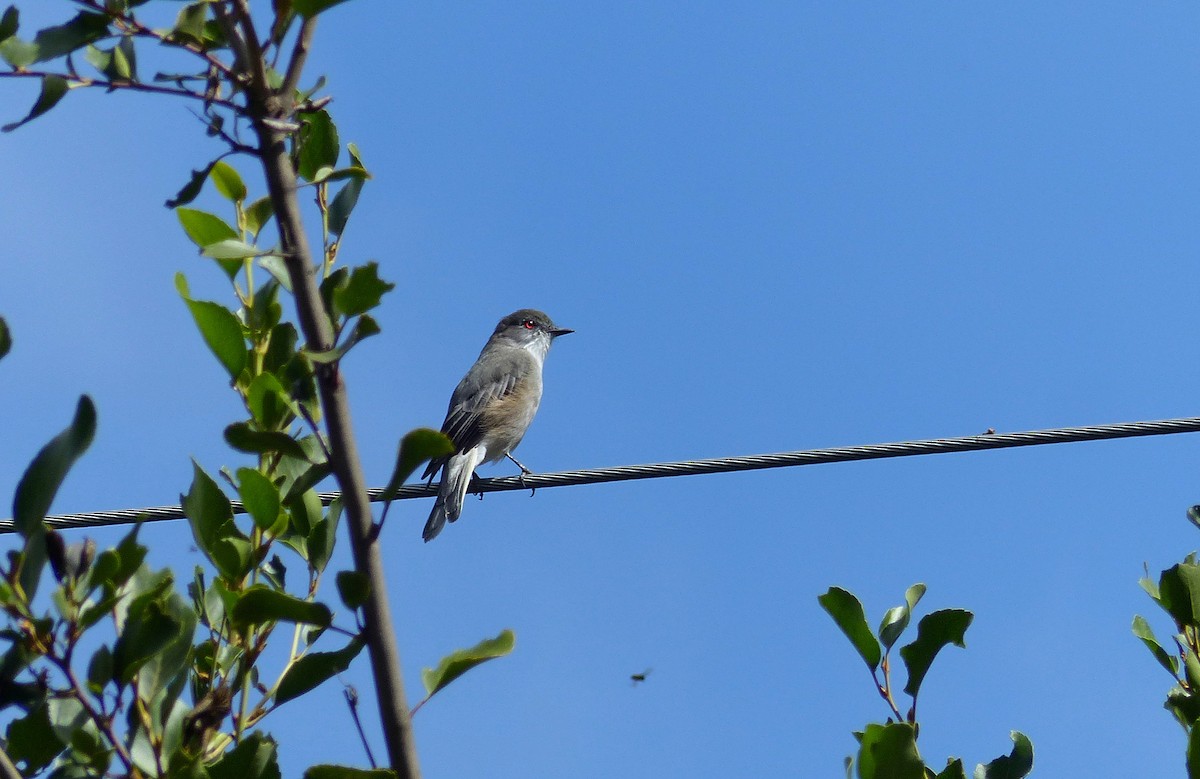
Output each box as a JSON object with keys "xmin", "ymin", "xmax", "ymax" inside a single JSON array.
[
  {"xmin": 0, "ymin": 745, "xmax": 21, "ymax": 779},
  {"xmin": 0, "ymin": 70, "xmax": 242, "ymax": 112},
  {"xmin": 230, "ymin": 3, "xmax": 422, "ymax": 776},
  {"xmin": 280, "ymin": 17, "xmax": 318, "ymax": 102},
  {"xmin": 74, "ymin": 0, "xmax": 241, "ymax": 82}
]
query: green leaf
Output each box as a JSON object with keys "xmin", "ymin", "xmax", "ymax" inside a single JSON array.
[
  {"xmin": 297, "ymin": 110, "xmax": 338, "ymax": 182},
  {"xmin": 231, "ymin": 587, "xmax": 332, "ymax": 630},
  {"xmin": 2, "ymin": 75, "xmax": 68, "ymax": 133},
  {"xmin": 258, "ymin": 254, "xmax": 292, "ymax": 292},
  {"xmin": 237, "ymin": 469, "xmax": 282, "ymax": 531},
  {"xmin": 224, "ymin": 423, "xmax": 312, "ymax": 461},
  {"xmin": 817, "ymin": 587, "xmax": 881, "ymax": 672},
  {"xmin": 307, "ymin": 509, "xmax": 338, "ymax": 573},
  {"xmin": 210, "ymin": 732, "xmax": 281, "ymax": 779},
  {"xmin": 0, "ymin": 7, "xmax": 17, "ymax": 44},
  {"xmin": 245, "ymin": 196, "xmax": 275, "ymax": 238},
  {"xmin": 879, "ymin": 583, "xmax": 926, "ymax": 652},
  {"xmin": 211, "ymin": 160, "xmax": 247, "ymax": 202},
  {"xmin": 1159, "ymin": 563, "xmax": 1200, "ymax": 629},
  {"xmin": 306, "ymin": 314, "xmax": 380, "ymax": 364},
  {"xmin": 25, "ymin": 11, "xmax": 109, "ymax": 64},
  {"xmin": 171, "ymin": 2, "xmax": 208, "ymax": 44},
  {"xmin": 0, "ymin": 315, "xmax": 10, "ymax": 360},
  {"xmin": 347, "ymin": 142, "xmax": 366, "ymax": 170},
  {"xmin": 181, "ymin": 461, "xmax": 242, "ymax": 579},
  {"xmin": 166, "ymin": 162, "xmax": 219, "ymax": 208},
  {"xmin": 327, "ymin": 176, "xmax": 364, "ymax": 237},
  {"xmin": 177, "ymin": 208, "xmax": 239, "ymax": 248},
  {"xmin": 380, "ymin": 428, "xmax": 455, "ymax": 503},
  {"xmin": 335, "ymin": 570, "xmax": 369, "ymax": 610},
  {"xmin": 37, "ymin": 13, "xmax": 108, "ymax": 62},
  {"xmin": 856, "ymin": 722, "xmax": 924, "ymax": 779},
  {"xmin": 934, "ymin": 758, "xmax": 968, "ymax": 779},
  {"xmin": 275, "ymin": 638, "xmax": 365, "ymax": 706},
  {"xmin": 899, "ymin": 608, "xmax": 972, "ymax": 698},
  {"xmin": 333, "ymin": 262, "xmax": 393, "ymax": 317},
  {"xmin": 1132, "ymin": 615, "xmax": 1179, "ymax": 676},
  {"xmin": 203, "ymin": 239, "xmax": 261, "ymax": 260},
  {"xmin": 974, "ymin": 731, "xmax": 1033, "ymax": 779},
  {"xmin": 1189, "ymin": 720, "xmax": 1200, "ymax": 779},
  {"xmin": 177, "ymin": 276, "xmax": 248, "ymax": 380},
  {"xmin": 246, "ymin": 372, "xmax": 294, "ymax": 428},
  {"xmin": 134, "ymin": 590, "xmax": 196, "ymax": 703},
  {"xmin": 292, "ymin": 0, "xmax": 355, "ymax": 19},
  {"xmin": 303, "ymin": 766, "xmax": 396, "ymax": 779},
  {"xmin": 13, "ymin": 396, "xmax": 96, "ymax": 536},
  {"xmin": 113, "ymin": 598, "xmax": 184, "ymax": 684},
  {"xmin": 86, "ymin": 645, "xmax": 113, "ymax": 694},
  {"xmin": 420, "ymin": 629, "xmax": 515, "ymax": 700},
  {"xmin": 6, "ymin": 703, "xmax": 65, "ymax": 773}
]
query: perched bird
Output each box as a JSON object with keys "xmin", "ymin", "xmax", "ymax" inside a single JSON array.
[{"xmin": 421, "ymin": 309, "xmax": 573, "ymax": 541}]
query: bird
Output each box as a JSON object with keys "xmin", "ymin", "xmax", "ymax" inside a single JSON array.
[{"xmin": 421, "ymin": 309, "xmax": 573, "ymax": 541}]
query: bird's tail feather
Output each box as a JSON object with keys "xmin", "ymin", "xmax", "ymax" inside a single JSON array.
[{"xmin": 422, "ymin": 447, "xmax": 485, "ymax": 542}]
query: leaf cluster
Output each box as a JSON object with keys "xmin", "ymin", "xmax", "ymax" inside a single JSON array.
[{"xmin": 820, "ymin": 585, "xmax": 1032, "ymax": 779}]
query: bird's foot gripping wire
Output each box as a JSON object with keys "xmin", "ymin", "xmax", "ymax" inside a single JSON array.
[{"xmin": 505, "ymin": 453, "xmax": 536, "ymax": 495}]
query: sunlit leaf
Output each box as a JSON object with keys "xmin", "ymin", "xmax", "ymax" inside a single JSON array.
[
  {"xmin": 231, "ymin": 587, "xmax": 332, "ymax": 630},
  {"xmin": 275, "ymin": 638, "xmax": 365, "ymax": 706},
  {"xmin": 1160, "ymin": 563, "xmax": 1200, "ymax": 629},
  {"xmin": 237, "ymin": 468, "xmax": 282, "ymax": 531},
  {"xmin": 327, "ymin": 176, "xmax": 363, "ymax": 237},
  {"xmin": 333, "ymin": 262, "xmax": 393, "ymax": 317},
  {"xmin": 1132, "ymin": 615, "xmax": 1179, "ymax": 677},
  {"xmin": 420, "ymin": 629, "xmax": 515, "ymax": 700},
  {"xmin": 818, "ymin": 587, "xmax": 881, "ymax": 672},
  {"xmin": 211, "ymin": 160, "xmax": 248, "ymax": 202},
  {"xmin": 202, "ymin": 239, "xmax": 261, "ymax": 260},
  {"xmin": 879, "ymin": 583, "xmax": 926, "ymax": 652},
  {"xmin": 177, "ymin": 208, "xmax": 238, "ymax": 248},
  {"xmin": 856, "ymin": 722, "xmax": 923, "ymax": 779}
]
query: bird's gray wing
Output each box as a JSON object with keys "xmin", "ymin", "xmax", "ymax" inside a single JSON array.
[{"xmin": 421, "ymin": 352, "xmax": 532, "ymax": 479}]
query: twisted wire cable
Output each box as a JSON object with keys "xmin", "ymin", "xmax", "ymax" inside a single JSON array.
[{"xmin": 7, "ymin": 416, "xmax": 1200, "ymax": 535}]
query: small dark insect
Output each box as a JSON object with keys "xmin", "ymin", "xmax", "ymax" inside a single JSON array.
[
  {"xmin": 630, "ymin": 668, "xmax": 653, "ymax": 686},
  {"xmin": 982, "ymin": 428, "xmax": 996, "ymax": 435}
]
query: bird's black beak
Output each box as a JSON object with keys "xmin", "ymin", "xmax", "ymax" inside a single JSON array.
[{"xmin": 550, "ymin": 327, "xmax": 574, "ymax": 337}]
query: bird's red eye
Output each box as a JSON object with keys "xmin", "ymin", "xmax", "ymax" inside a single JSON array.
[{"xmin": 523, "ymin": 319, "xmax": 536, "ymax": 329}]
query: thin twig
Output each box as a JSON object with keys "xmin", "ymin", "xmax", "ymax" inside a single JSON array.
[
  {"xmin": 51, "ymin": 657, "xmax": 136, "ymax": 774},
  {"xmin": 75, "ymin": 0, "xmax": 241, "ymax": 81},
  {"xmin": 345, "ymin": 686, "xmax": 378, "ymax": 768},
  {"xmin": 280, "ymin": 17, "xmax": 318, "ymax": 100},
  {"xmin": 0, "ymin": 748, "xmax": 19, "ymax": 779},
  {"xmin": 0, "ymin": 70, "xmax": 242, "ymax": 111}
]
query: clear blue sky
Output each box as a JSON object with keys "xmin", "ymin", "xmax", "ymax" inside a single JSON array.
[{"xmin": 3, "ymin": 2, "xmax": 1200, "ymax": 776}]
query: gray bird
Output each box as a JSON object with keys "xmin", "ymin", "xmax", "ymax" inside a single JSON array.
[{"xmin": 421, "ymin": 309, "xmax": 573, "ymax": 541}]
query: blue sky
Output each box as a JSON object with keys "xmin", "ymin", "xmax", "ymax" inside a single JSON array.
[{"xmin": 3, "ymin": 2, "xmax": 1200, "ymax": 776}]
